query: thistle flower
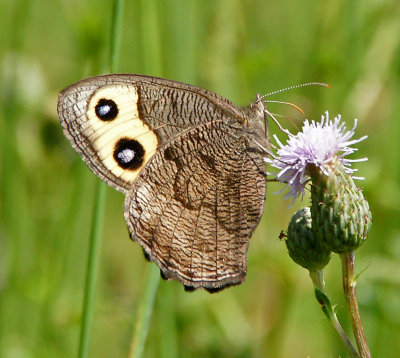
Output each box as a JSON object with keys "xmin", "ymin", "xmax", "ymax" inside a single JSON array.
[
  {"xmin": 268, "ymin": 112, "xmax": 372, "ymax": 253},
  {"xmin": 266, "ymin": 111, "xmax": 368, "ymax": 201}
]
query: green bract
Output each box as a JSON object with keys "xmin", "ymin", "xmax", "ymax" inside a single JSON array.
[
  {"xmin": 286, "ymin": 207, "xmax": 332, "ymax": 271},
  {"xmin": 310, "ymin": 161, "xmax": 372, "ymax": 254}
]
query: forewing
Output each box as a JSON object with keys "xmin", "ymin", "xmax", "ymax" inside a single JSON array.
[{"xmin": 57, "ymin": 74, "xmax": 244, "ymax": 193}]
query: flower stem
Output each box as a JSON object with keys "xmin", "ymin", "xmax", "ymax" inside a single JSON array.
[
  {"xmin": 309, "ymin": 269, "xmax": 360, "ymax": 358},
  {"xmin": 128, "ymin": 264, "xmax": 161, "ymax": 358},
  {"xmin": 309, "ymin": 269, "xmax": 325, "ymax": 291},
  {"xmin": 341, "ymin": 252, "xmax": 371, "ymax": 358}
]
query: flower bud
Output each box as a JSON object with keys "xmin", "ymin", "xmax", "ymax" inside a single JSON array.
[
  {"xmin": 310, "ymin": 161, "xmax": 372, "ymax": 254},
  {"xmin": 286, "ymin": 207, "xmax": 332, "ymax": 271}
]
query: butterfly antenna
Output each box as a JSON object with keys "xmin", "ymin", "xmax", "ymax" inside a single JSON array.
[
  {"xmin": 259, "ymin": 82, "xmax": 330, "ymax": 100},
  {"xmin": 259, "ymin": 82, "xmax": 330, "ymax": 134},
  {"xmin": 264, "ymin": 101, "xmax": 304, "ymax": 131},
  {"xmin": 264, "ymin": 100, "xmax": 305, "ymax": 115}
]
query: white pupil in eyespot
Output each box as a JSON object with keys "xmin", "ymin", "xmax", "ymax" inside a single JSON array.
[
  {"xmin": 117, "ymin": 148, "xmax": 135, "ymax": 164},
  {"xmin": 98, "ymin": 105, "xmax": 111, "ymax": 116}
]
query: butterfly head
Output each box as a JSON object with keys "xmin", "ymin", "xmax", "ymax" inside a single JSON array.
[{"xmin": 245, "ymin": 94, "xmax": 270, "ymax": 149}]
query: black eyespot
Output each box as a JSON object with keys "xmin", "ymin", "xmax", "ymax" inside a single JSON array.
[
  {"xmin": 95, "ymin": 98, "xmax": 118, "ymax": 121},
  {"xmin": 113, "ymin": 138, "xmax": 145, "ymax": 170}
]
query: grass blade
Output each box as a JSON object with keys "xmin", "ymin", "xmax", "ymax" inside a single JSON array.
[{"xmin": 77, "ymin": 0, "xmax": 125, "ymax": 357}]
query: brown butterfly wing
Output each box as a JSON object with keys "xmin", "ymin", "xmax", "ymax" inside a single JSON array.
[
  {"xmin": 125, "ymin": 118, "xmax": 266, "ymax": 291},
  {"xmin": 57, "ymin": 74, "xmax": 246, "ymax": 194},
  {"xmin": 58, "ymin": 74, "xmax": 267, "ymax": 291}
]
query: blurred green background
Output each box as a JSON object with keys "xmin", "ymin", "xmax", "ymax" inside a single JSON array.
[{"xmin": 1, "ymin": 0, "xmax": 400, "ymax": 357}]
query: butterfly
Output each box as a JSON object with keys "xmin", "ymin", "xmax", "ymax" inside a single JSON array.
[{"xmin": 57, "ymin": 74, "xmax": 269, "ymax": 293}]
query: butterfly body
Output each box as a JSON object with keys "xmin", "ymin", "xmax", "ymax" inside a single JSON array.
[{"xmin": 58, "ymin": 74, "xmax": 268, "ymax": 292}]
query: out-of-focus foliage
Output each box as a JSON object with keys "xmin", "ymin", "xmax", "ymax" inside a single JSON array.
[{"xmin": 1, "ymin": 1, "xmax": 399, "ymax": 357}]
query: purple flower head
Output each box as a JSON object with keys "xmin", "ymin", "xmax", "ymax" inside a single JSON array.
[{"xmin": 266, "ymin": 112, "xmax": 368, "ymax": 201}]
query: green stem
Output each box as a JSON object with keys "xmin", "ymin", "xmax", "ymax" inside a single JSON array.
[
  {"xmin": 78, "ymin": 181, "xmax": 107, "ymax": 358},
  {"xmin": 78, "ymin": 0, "xmax": 125, "ymax": 357},
  {"xmin": 128, "ymin": 264, "xmax": 161, "ymax": 358},
  {"xmin": 108, "ymin": 0, "xmax": 125, "ymax": 73},
  {"xmin": 309, "ymin": 268, "xmax": 325, "ymax": 292},
  {"xmin": 341, "ymin": 252, "xmax": 371, "ymax": 358},
  {"xmin": 310, "ymin": 269, "xmax": 360, "ymax": 358},
  {"xmin": 126, "ymin": 1, "xmax": 162, "ymax": 357}
]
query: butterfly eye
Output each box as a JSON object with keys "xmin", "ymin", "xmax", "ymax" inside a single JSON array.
[
  {"xmin": 113, "ymin": 138, "xmax": 145, "ymax": 170},
  {"xmin": 95, "ymin": 98, "xmax": 119, "ymax": 121}
]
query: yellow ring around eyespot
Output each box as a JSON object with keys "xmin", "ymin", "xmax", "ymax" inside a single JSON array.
[{"xmin": 84, "ymin": 85, "xmax": 159, "ymax": 184}]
